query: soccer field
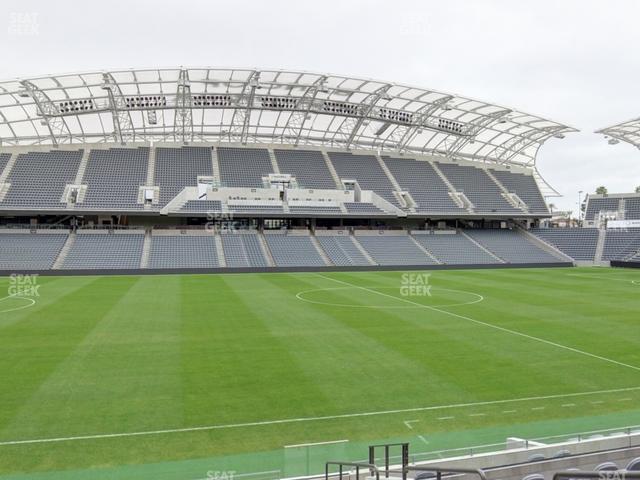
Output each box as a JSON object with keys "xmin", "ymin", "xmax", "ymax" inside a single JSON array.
[{"xmin": 0, "ymin": 267, "xmax": 639, "ymax": 479}]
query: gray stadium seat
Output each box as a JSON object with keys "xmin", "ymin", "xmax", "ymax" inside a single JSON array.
[
  {"xmin": 220, "ymin": 234, "xmax": 268, "ymax": 267},
  {"xmin": 530, "ymin": 228, "xmax": 598, "ymax": 261},
  {"xmin": 436, "ymin": 162, "xmax": 522, "ymax": 214},
  {"xmin": 148, "ymin": 235, "xmax": 219, "ymax": 269},
  {"xmin": 316, "ymin": 235, "xmax": 371, "ymax": 266},
  {"xmin": 274, "ymin": 149, "xmax": 337, "ymax": 189},
  {"xmin": 1, "ymin": 150, "xmax": 82, "ymax": 210},
  {"xmin": 155, "ymin": 147, "xmax": 212, "ymax": 206},
  {"xmin": 82, "ymin": 148, "xmax": 148, "ymax": 210},
  {"xmin": 356, "ymin": 235, "xmax": 435, "ymax": 266},
  {"xmin": 383, "ymin": 156, "xmax": 465, "ymax": 213},
  {"xmin": 0, "ymin": 231, "xmax": 68, "ymax": 270},
  {"xmin": 62, "ymin": 233, "xmax": 144, "ymax": 269},
  {"xmin": 466, "ymin": 229, "xmax": 560, "ymax": 263},
  {"xmin": 264, "ymin": 235, "xmax": 325, "ymax": 267}
]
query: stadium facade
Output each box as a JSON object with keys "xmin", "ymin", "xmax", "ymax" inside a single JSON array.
[{"xmin": 0, "ymin": 67, "xmax": 635, "ymax": 273}]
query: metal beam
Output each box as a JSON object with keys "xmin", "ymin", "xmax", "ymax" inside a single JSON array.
[
  {"xmin": 596, "ymin": 118, "xmax": 640, "ymax": 149},
  {"xmin": 101, "ymin": 73, "xmax": 135, "ymax": 144},
  {"xmin": 443, "ymin": 108, "xmax": 512, "ymax": 159},
  {"xmin": 281, "ymin": 75, "xmax": 327, "ymax": 146},
  {"xmin": 392, "ymin": 95, "xmax": 454, "ymax": 152},
  {"xmin": 175, "ymin": 69, "xmax": 193, "ymax": 143},
  {"xmin": 229, "ymin": 71, "xmax": 259, "ymax": 144},
  {"xmin": 344, "ymin": 84, "xmax": 392, "ymax": 149},
  {"xmin": 19, "ymin": 80, "xmax": 72, "ymax": 146},
  {"xmin": 488, "ymin": 125, "xmax": 562, "ymax": 165}
]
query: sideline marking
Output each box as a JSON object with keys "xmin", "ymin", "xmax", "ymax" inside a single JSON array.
[
  {"xmin": 1, "ymin": 386, "xmax": 639, "ymax": 447},
  {"xmin": 403, "ymin": 419, "xmax": 420, "ymax": 430},
  {"xmin": 317, "ymin": 274, "xmax": 640, "ymax": 373}
]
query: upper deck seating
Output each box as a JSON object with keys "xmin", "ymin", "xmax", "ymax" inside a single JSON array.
[
  {"xmin": 436, "ymin": 162, "xmax": 522, "ymax": 214},
  {"xmin": 82, "ymin": 148, "xmax": 148, "ymax": 210},
  {"xmin": 0, "ymin": 150, "xmax": 82, "ymax": 210}
]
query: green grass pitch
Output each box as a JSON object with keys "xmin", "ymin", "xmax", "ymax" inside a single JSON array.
[{"xmin": 0, "ymin": 267, "xmax": 639, "ymax": 479}]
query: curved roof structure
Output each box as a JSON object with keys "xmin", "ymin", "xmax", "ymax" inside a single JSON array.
[
  {"xmin": 596, "ymin": 117, "xmax": 640, "ymax": 149},
  {"xmin": 0, "ymin": 67, "xmax": 575, "ymax": 168}
]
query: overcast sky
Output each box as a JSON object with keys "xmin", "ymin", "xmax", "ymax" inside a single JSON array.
[{"xmin": 2, "ymin": 0, "xmax": 639, "ymax": 213}]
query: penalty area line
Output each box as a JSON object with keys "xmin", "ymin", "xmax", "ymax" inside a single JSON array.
[
  {"xmin": 1, "ymin": 386, "xmax": 640, "ymax": 447},
  {"xmin": 316, "ymin": 274, "xmax": 640, "ymax": 373}
]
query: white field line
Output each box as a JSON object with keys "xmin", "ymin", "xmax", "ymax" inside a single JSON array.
[
  {"xmin": 1, "ymin": 386, "xmax": 640, "ymax": 447},
  {"xmin": 317, "ymin": 274, "xmax": 640, "ymax": 373},
  {"xmin": 403, "ymin": 419, "xmax": 420, "ymax": 430},
  {"xmin": 295, "ymin": 286, "xmax": 484, "ymax": 309},
  {"xmin": 284, "ymin": 439, "xmax": 348, "ymax": 449},
  {"xmin": 0, "ymin": 294, "xmax": 36, "ymax": 314}
]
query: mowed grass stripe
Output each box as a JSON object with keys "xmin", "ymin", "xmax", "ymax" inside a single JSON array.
[
  {"xmin": 316, "ymin": 272, "xmax": 640, "ymax": 374},
  {"xmin": 336, "ymin": 269, "xmax": 640, "ymax": 378},
  {"xmin": 1, "ymin": 276, "xmax": 185, "ymax": 441},
  {"xmin": 291, "ymin": 273, "xmax": 574, "ymax": 403},
  {"xmin": 0, "ymin": 276, "xmax": 136, "ymax": 435},
  {"xmin": 0, "ymin": 268, "xmax": 638, "ymax": 476},
  {"xmin": 179, "ymin": 274, "xmax": 330, "ymax": 425},
  {"xmin": 305, "ymin": 271, "xmax": 638, "ymax": 395},
  {"xmin": 254, "ymin": 273, "xmax": 474, "ymax": 411}
]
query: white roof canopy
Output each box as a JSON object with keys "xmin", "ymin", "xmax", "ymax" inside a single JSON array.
[
  {"xmin": 596, "ymin": 117, "xmax": 640, "ymax": 149},
  {"xmin": 0, "ymin": 67, "xmax": 575, "ymax": 168}
]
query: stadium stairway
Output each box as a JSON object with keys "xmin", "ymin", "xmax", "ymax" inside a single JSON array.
[
  {"xmin": 409, "ymin": 234, "xmax": 442, "ymax": 264},
  {"xmin": 516, "ymin": 226, "xmax": 575, "ymax": 263},
  {"xmin": 140, "ymin": 229, "xmax": 152, "ymax": 268},
  {"xmin": 257, "ymin": 232, "xmax": 276, "ymax": 267},
  {"xmin": 459, "ymin": 230, "xmax": 505, "ymax": 263},
  {"xmin": 594, "ymin": 229, "xmax": 607, "ymax": 263},
  {"xmin": 310, "ymin": 233, "xmax": 334, "ymax": 266},
  {"xmin": 0, "ymin": 153, "xmax": 18, "ymax": 195},
  {"xmin": 485, "ymin": 168, "xmax": 528, "ymax": 212},
  {"xmin": 350, "ymin": 234, "xmax": 377, "ymax": 265},
  {"xmin": 52, "ymin": 231, "xmax": 76, "ymax": 270},
  {"xmin": 214, "ymin": 235, "xmax": 227, "ymax": 267}
]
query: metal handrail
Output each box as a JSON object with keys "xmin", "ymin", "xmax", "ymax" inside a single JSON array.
[
  {"xmin": 326, "ymin": 461, "xmax": 380, "ymax": 480},
  {"xmin": 401, "ymin": 466, "xmax": 488, "ymax": 480}
]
